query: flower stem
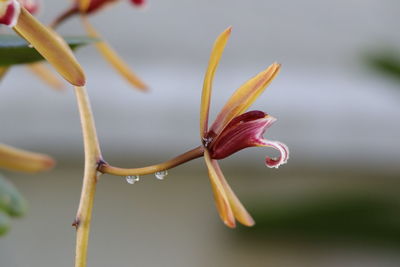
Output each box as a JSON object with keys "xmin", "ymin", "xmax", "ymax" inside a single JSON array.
[
  {"xmin": 98, "ymin": 146, "xmax": 204, "ymax": 176},
  {"xmin": 74, "ymin": 86, "xmax": 102, "ymax": 267}
]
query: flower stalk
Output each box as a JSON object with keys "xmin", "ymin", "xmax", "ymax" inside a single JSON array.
[
  {"xmin": 98, "ymin": 146, "xmax": 204, "ymax": 176},
  {"xmin": 73, "ymin": 86, "xmax": 102, "ymax": 267}
]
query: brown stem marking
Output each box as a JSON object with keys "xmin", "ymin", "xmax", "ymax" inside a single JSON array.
[
  {"xmin": 99, "ymin": 146, "xmax": 204, "ymax": 176},
  {"xmin": 74, "ymin": 86, "xmax": 102, "ymax": 267}
]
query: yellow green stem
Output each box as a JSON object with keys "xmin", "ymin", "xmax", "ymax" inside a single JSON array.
[
  {"xmin": 99, "ymin": 146, "xmax": 204, "ymax": 176},
  {"xmin": 74, "ymin": 86, "xmax": 102, "ymax": 267}
]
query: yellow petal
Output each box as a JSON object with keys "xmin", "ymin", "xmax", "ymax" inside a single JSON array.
[
  {"xmin": 204, "ymin": 149, "xmax": 235, "ymax": 228},
  {"xmin": 0, "ymin": 66, "xmax": 9, "ymax": 81},
  {"xmin": 211, "ymin": 160, "xmax": 255, "ymax": 227},
  {"xmin": 27, "ymin": 62, "xmax": 65, "ymax": 90},
  {"xmin": 13, "ymin": 7, "xmax": 86, "ymax": 86},
  {"xmin": 78, "ymin": 0, "xmax": 91, "ymax": 12},
  {"xmin": 200, "ymin": 26, "xmax": 232, "ymax": 138},
  {"xmin": 0, "ymin": 143, "xmax": 55, "ymax": 173},
  {"xmin": 81, "ymin": 16, "xmax": 148, "ymax": 91},
  {"xmin": 210, "ymin": 63, "xmax": 281, "ymax": 135}
]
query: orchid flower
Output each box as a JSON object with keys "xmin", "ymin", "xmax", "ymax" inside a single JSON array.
[
  {"xmin": 51, "ymin": 0, "xmax": 148, "ymax": 91},
  {"xmin": 199, "ymin": 27, "xmax": 289, "ymax": 228},
  {"xmin": 0, "ymin": 0, "xmax": 85, "ymax": 86},
  {"xmin": 97, "ymin": 27, "xmax": 289, "ymax": 228}
]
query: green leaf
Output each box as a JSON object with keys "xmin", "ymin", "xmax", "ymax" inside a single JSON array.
[
  {"xmin": 0, "ymin": 211, "xmax": 10, "ymax": 236},
  {"xmin": 0, "ymin": 35, "xmax": 98, "ymax": 66},
  {"xmin": 364, "ymin": 48, "xmax": 400, "ymax": 84},
  {"xmin": 237, "ymin": 193, "xmax": 400, "ymax": 247},
  {"xmin": 0, "ymin": 174, "xmax": 27, "ymax": 217}
]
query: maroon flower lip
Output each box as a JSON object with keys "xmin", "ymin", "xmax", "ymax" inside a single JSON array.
[{"xmin": 207, "ymin": 110, "xmax": 289, "ymax": 168}]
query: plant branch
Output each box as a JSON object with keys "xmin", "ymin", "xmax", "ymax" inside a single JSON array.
[
  {"xmin": 74, "ymin": 86, "xmax": 102, "ymax": 267},
  {"xmin": 99, "ymin": 146, "xmax": 204, "ymax": 176}
]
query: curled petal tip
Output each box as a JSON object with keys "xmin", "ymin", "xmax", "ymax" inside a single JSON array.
[{"xmin": 263, "ymin": 141, "xmax": 289, "ymax": 168}]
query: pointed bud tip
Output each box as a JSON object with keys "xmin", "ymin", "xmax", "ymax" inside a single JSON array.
[
  {"xmin": 72, "ymin": 74, "xmax": 86, "ymax": 86},
  {"xmin": 138, "ymin": 84, "xmax": 150, "ymax": 92},
  {"xmin": 43, "ymin": 156, "xmax": 56, "ymax": 171},
  {"xmin": 224, "ymin": 219, "xmax": 236, "ymax": 228},
  {"xmin": 224, "ymin": 26, "xmax": 233, "ymax": 36},
  {"xmin": 242, "ymin": 218, "xmax": 255, "ymax": 227},
  {"xmin": 271, "ymin": 62, "xmax": 281, "ymax": 71}
]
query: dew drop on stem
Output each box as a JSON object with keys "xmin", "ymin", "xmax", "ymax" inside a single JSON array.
[
  {"xmin": 155, "ymin": 170, "xmax": 168, "ymax": 180},
  {"xmin": 126, "ymin": 175, "xmax": 140, "ymax": 184}
]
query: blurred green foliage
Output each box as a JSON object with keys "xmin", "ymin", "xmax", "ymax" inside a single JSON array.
[
  {"xmin": 239, "ymin": 193, "xmax": 400, "ymax": 246},
  {"xmin": 365, "ymin": 49, "xmax": 400, "ymax": 83},
  {"xmin": 0, "ymin": 35, "xmax": 98, "ymax": 66},
  {"xmin": 0, "ymin": 174, "xmax": 27, "ymax": 237}
]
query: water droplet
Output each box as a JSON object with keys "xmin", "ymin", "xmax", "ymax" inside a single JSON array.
[
  {"xmin": 155, "ymin": 170, "xmax": 168, "ymax": 180},
  {"xmin": 126, "ymin": 175, "xmax": 140, "ymax": 184}
]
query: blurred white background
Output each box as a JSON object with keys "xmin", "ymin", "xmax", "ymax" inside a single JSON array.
[{"xmin": 2, "ymin": 1, "xmax": 400, "ymax": 267}]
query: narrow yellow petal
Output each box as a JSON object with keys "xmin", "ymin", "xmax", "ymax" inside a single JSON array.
[
  {"xmin": 200, "ymin": 26, "xmax": 232, "ymax": 138},
  {"xmin": 212, "ymin": 160, "xmax": 255, "ymax": 227},
  {"xmin": 27, "ymin": 62, "xmax": 65, "ymax": 90},
  {"xmin": 210, "ymin": 63, "xmax": 281, "ymax": 135},
  {"xmin": 81, "ymin": 17, "xmax": 148, "ymax": 91},
  {"xmin": 0, "ymin": 67, "xmax": 9, "ymax": 81},
  {"xmin": 0, "ymin": 143, "xmax": 55, "ymax": 173},
  {"xmin": 78, "ymin": 0, "xmax": 91, "ymax": 12},
  {"xmin": 204, "ymin": 149, "xmax": 236, "ymax": 228},
  {"xmin": 13, "ymin": 7, "xmax": 86, "ymax": 86}
]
